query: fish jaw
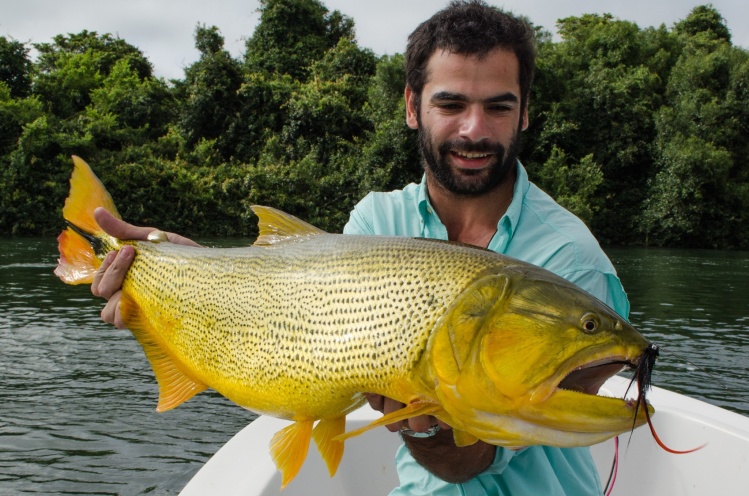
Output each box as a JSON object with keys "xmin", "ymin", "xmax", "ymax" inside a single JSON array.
[
  {"xmin": 419, "ymin": 269, "xmax": 654, "ymax": 448},
  {"xmin": 430, "ymin": 353, "xmax": 652, "ymax": 447},
  {"xmin": 413, "ymin": 368, "xmax": 652, "ymax": 448}
]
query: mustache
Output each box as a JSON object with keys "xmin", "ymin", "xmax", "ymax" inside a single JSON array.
[{"xmin": 438, "ymin": 140, "xmax": 505, "ymax": 156}]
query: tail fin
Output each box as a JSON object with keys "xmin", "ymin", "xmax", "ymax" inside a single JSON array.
[{"xmin": 55, "ymin": 156, "xmax": 121, "ymax": 285}]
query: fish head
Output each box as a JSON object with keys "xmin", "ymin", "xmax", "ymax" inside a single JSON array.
[{"xmin": 422, "ymin": 265, "xmax": 653, "ymax": 447}]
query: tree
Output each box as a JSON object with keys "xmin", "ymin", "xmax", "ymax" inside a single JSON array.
[
  {"xmin": 641, "ymin": 135, "xmax": 733, "ymax": 247},
  {"xmin": 35, "ymin": 30, "xmax": 152, "ymax": 78},
  {"xmin": 642, "ymin": 15, "xmax": 749, "ymax": 248},
  {"xmin": 674, "ymin": 4, "xmax": 731, "ymax": 43},
  {"xmin": 244, "ymin": 0, "xmax": 354, "ymax": 81},
  {"xmin": 356, "ymin": 54, "xmax": 421, "ymax": 194},
  {"xmin": 178, "ymin": 25, "xmax": 243, "ymax": 161},
  {"xmin": 33, "ymin": 31, "xmax": 153, "ymax": 118},
  {"xmin": 0, "ymin": 37, "xmax": 32, "ymax": 98},
  {"xmin": 525, "ymin": 14, "xmax": 667, "ymax": 243},
  {"xmin": 84, "ymin": 58, "xmax": 176, "ymax": 151},
  {"xmin": 537, "ymin": 147, "xmax": 603, "ymax": 226}
]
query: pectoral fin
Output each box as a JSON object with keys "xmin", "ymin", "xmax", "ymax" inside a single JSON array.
[
  {"xmin": 270, "ymin": 419, "xmax": 314, "ymax": 489},
  {"xmin": 119, "ymin": 293, "xmax": 207, "ymax": 412},
  {"xmin": 452, "ymin": 429, "xmax": 479, "ymax": 447},
  {"xmin": 312, "ymin": 416, "xmax": 346, "ymax": 477},
  {"xmin": 334, "ymin": 401, "xmax": 443, "ymax": 442}
]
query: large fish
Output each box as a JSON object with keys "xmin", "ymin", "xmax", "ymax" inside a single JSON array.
[{"xmin": 56, "ymin": 156, "xmax": 653, "ymax": 488}]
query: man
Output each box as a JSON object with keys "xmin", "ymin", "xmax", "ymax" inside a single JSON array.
[{"xmin": 93, "ymin": 1, "xmax": 628, "ymax": 494}]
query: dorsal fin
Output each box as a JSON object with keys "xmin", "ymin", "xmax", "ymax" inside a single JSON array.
[{"xmin": 250, "ymin": 205, "xmax": 326, "ymax": 246}]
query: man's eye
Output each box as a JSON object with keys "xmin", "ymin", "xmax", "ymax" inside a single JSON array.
[
  {"xmin": 487, "ymin": 105, "xmax": 512, "ymax": 113},
  {"xmin": 437, "ymin": 103, "xmax": 463, "ymax": 111}
]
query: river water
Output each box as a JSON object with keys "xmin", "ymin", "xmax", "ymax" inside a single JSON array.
[{"xmin": 1, "ymin": 238, "xmax": 748, "ymax": 495}]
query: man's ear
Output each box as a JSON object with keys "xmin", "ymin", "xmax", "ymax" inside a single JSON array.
[
  {"xmin": 521, "ymin": 99, "xmax": 529, "ymax": 131},
  {"xmin": 405, "ymin": 85, "xmax": 419, "ymax": 130}
]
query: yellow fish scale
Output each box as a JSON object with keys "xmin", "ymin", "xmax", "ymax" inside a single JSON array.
[{"xmin": 123, "ymin": 233, "xmax": 508, "ymax": 420}]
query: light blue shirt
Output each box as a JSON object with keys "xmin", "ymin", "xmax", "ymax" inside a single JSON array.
[{"xmin": 343, "ymin": 162, "xmax": 629, "ymax": 496}]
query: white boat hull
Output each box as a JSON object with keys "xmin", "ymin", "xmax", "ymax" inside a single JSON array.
[{"xmin": 180, "ymin": 376, "xmax": 749, "ymax": 495}]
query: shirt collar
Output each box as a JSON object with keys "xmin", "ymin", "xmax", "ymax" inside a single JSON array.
[{"xmin": 415, "ymin": 161, "xmax": 529, "ymax": 239}]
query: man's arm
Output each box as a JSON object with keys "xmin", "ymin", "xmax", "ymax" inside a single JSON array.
[{"xmin": 402, "ymin": 430, "xmax": 496, "ymax": 483}]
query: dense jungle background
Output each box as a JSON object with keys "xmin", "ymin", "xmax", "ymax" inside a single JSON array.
[{"xmin": 1, "ymin": 0, "xmax": 747, "ymax": 248}]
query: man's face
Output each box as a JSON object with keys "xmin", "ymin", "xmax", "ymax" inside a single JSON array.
[{"xmin": 406, "ymin": 48, "xmax": 528, "ymax": 196}]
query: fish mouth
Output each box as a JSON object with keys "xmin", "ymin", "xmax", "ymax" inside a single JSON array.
[{"xmin": 557, "ymin": 358, "xmax": 635, "ymax": 396}]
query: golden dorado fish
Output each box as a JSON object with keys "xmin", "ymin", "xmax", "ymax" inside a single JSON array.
[{"xmin": 56, "ymin": 156, "xmax": 653, "ymax": 488}]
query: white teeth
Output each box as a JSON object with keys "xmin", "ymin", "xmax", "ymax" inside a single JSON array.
[{"xmin": 455, "ymin": 151, "xmax": 490, "ymax": 159}]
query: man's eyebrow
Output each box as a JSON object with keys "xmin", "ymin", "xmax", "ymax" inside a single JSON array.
[
  {"xmin": 431, "ymin": 91, "xmax": 468, "ymax": 102},
  {"xmin": 431, "ymin": 91, "xmax": 519, "ymax": 104}
]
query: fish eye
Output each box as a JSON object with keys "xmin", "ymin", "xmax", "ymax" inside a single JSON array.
[{"xmin": 581, "ymin": 313, "xmax": 599, "ymax": 334}]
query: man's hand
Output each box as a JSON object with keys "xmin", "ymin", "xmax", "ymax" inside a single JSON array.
[
  {"xmin": 90, "ymin": 207, "xmax": 199, "ymax": 329},
  {"xmin": 364, "ymin": 393, "xmax": 496, "ymax": 483}
]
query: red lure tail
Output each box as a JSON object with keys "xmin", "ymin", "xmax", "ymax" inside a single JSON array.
[{"xmin": 631, "ymin": 343, "xmax": 705, "ymax": 454}]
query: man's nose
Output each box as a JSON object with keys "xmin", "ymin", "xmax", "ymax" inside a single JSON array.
[{"xmin": 459, "ymin": 106, "xmax": 491, "ymax": 142}]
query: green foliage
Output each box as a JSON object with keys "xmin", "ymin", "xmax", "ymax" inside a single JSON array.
[
  {"xmin": 34, "ymin": 30, "xmax": 152, "ymax": 78},
  {"xmin": 1, "ymin": 2, "xmax": 748, "ymax": 250},
  {"xmin": 179, "ymin": 25, "xmax": 243, "ymax": 161},
  {"xmin": 244, "ymin": 0, "xmax": 354, "ymax": 81},
  {"xmin": 641, "ymin": 21, "xmax": 749, "ymax": 248},
  {"xmin": 0, "ymin": 37, "xmax": 33, "ymax": 98},
  {"xmin": 641, "ymin": 135, "xmax": 733, "ymax": 247},
  {"xmin": 538, "ymin": 147, "xmax": 603, "ymax": 226},
  {"xmin": 526, "ymin": 13, "xmax": 665, "ymax": 243},
  {"xmin": 674, "ymin": 4, "xmax": 731, "ymax": 43}
]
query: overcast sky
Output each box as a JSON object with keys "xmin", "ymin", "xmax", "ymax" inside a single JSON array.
[{"xmin": 2, "ymin": 0, "xmax": 746, "ymax": 81}]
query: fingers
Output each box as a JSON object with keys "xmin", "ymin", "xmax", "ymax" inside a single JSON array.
[
  {"xmin": 91, "ymin": 246, "xmax": 134, "ymax": 331},
  {"xmin": 91, "ymin": 210, "xmax": 199, "ymax": 333},
  {"xmin": 365, "ymin": 393, "xmax": 385, "ymax": 412},
  {"xmin": 91, "ymin": 246, "xmax": 135, "ymax": 299},
  {"xmin": 94, "ymin": 207, "xmax": 201, "ymax": 247},
  {"xmin": 167, "ymin": 232, "xmax": 201, "ymax": 247},
  {"xmin": 94, "ymin": 207, "xmax": 153, "ymax": 241},
  {"xmin": 100, "ymin": 292, "xmax": 126, "ymax": 329}
]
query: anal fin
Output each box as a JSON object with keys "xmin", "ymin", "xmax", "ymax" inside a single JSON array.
[
  {"xmin": 270, "ymin": 419, "xmax": 314, "ymax": 489},
  {"xmin": 312, "ymin": 416, "xmax": 346, "ymax": 477},
  {"xmin": 119, "ymin": 293, "xmax": 207, "ymax": 412}
]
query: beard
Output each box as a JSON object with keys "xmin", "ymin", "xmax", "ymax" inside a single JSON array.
[{"xmin": 418, "ymin": 125, "xmax": 521, "ymax": 197}]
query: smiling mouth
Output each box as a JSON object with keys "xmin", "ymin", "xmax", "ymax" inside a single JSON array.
[
  {"xmin": 453, "ymin": 150, "xmax": 493, "ymax": 160},
  {"xmin": 557, "ymin": 359, "xmax": 633, "ymax": 395}
]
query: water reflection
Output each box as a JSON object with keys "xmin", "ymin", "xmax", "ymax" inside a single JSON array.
[
  {"xmin": 0, "ymin": 238, "xmax": 254, "ymax": 495},
  {"xmin": 608, "ymin": 247, "xmax": 749, "ymax": 415}
]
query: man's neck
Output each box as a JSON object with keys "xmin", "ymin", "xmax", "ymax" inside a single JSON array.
[{"xmin": 425, "ymin": 167, "xmax": 516, "ymax": 248}]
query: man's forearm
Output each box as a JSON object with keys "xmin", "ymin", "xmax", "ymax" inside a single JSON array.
[{"xmin": 402, "ymin": 429, "xmax": 496, "ymax": 483}]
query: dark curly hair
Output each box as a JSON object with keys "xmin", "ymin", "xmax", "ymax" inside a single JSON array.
[{"xmin": 406, "ymin": 0, "xmax": 536, "ymax": 114}]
